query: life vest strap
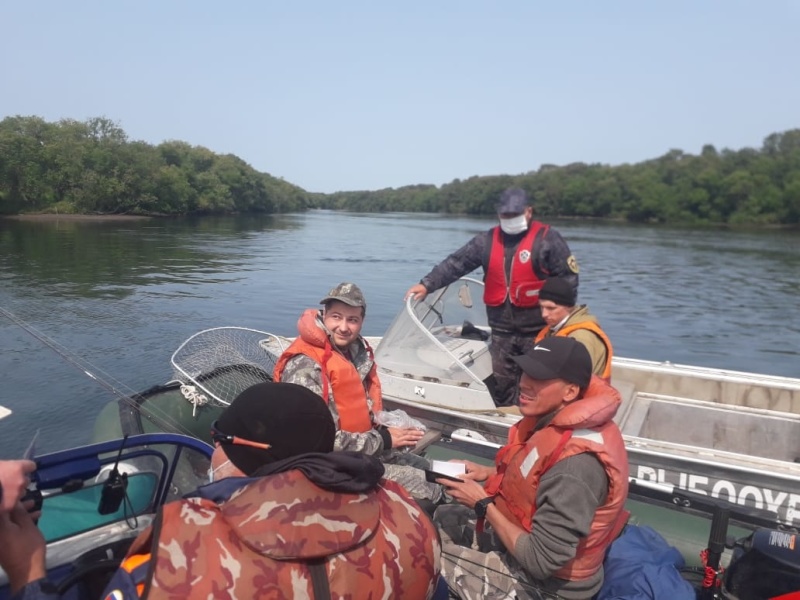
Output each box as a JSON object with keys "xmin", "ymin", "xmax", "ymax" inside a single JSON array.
[{"xmin": 308, "ymin": 557, "xmax": 331, "ymax": 600}]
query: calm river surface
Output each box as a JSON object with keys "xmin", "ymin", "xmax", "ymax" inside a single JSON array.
[{"xmin": 1, "ymin": 211, "xmax": 798, "ymax": 456}]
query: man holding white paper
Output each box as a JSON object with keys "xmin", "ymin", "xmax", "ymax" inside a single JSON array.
[{"xmin": 433, "ymin": 337, "xmax": 629, "ymax": 600}]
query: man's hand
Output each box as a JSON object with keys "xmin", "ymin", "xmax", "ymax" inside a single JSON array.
[
  {"xmin": 388, "ymin": 427, "xmax": 425, "ymax": 449},
  {"xmin": 437, "ymin": 477, "xmax": 490, "ymax": 510},
  {"xmin": 404, "ymin": 284, "xmax": 428, "ymax": 302},
  {"xmin": 0, "ymin": 502, "xmax": 46, "ymax": 594},
  {"xmin": 441, "ymin": 477, "xmax": 527, "ymax": 557},
  {"xmin": 0, "ymin": 460, "xmax": 36, "ymax": 513},
  {"xmin": 449, "ymin": 460, "xmax": 496, "ymax": 483}
]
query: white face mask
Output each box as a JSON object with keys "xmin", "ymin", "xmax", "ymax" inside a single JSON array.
[
  {"xmin": 499, "ymin": 214, "xmax": 528, "ymax": 235},
  {"xmin": 207, "ymin": 459, "xmax": 231, "ymax": 484}
]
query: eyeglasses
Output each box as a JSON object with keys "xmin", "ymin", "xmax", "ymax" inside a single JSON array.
[{"xmin": 210, "ymin": 420, "xmax": 272, "ymax": 450}]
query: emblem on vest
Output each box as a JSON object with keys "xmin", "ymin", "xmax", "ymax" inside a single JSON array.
[{"xmin": 519, "ymin": 250, "xmax": 531, "ymax": 263}]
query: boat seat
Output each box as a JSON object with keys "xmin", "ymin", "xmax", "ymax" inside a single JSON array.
[
  {"xmin": 434, "ymin": 336, "xmax": 493, "ymax": 381},
  {"xmin": 414, "ymin": 428, "xmax": 443, "ymax": 454},
  {"xmin": 53, "ymin": 536, "xmax": 137, "ymax": 598},
  {"xmin": 611, "ymin": 379, "xmax": 641, "ymax": 434}
]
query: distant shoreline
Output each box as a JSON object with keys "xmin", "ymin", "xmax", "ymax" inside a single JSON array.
[
  {"xmin": 1, "ymin": 211, "xmax": 796, "ymax": 230},
  {"xmin": 1, "ymin": 213, "xmax": 152, "ymax": 222}
]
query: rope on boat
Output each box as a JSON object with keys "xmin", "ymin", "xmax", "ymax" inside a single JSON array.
[
  {"xmin": 440, "ymin": 549, "xmax": 559, "ymax": 599},
  {"xmin": 699, "ymin": 548, "xmax": 724, "ymax": 595},
  {"xmin": 180, "ymin": 384, "xmax": 209, "ymax": 417}
]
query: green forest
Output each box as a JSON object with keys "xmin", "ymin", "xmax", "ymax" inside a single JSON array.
[{"xmin": 1, "ymin": 115, "xmax": 799, "ymax": 225}]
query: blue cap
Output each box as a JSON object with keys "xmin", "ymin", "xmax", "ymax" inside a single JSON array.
[{"xmin": 495, "ymin": 188, "xmax": 530, "ymax": 214}]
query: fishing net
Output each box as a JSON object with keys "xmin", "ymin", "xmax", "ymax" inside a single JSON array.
[{"xmin": 170, "ymin": 327, "xmax": 290, "ymax": 407}]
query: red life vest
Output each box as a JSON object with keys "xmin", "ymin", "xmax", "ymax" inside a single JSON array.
[
  {"xmin": 535, "ymin": 320, "xmax": 614, "ymax": 381},
  {"xmin": 483, "ymin": 222, "xmax": 549, "ymax": 307},
  {"xmin": 273, "ymin": 309, "xmax": 382, "ymax": 433},
  {"xmin": 114, "ymin": 472, "xmax": 441, "ymax": 599},
  {"xmin": 484, "ymin": 377, "xmax": 630, "ymax": 582}
]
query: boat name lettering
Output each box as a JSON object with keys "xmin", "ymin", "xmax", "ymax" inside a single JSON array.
[
  {"xmin": 768, "ymin": 531, "xmax": 796, "ymax": 550},
  {"xmin": 636, "ymin": 466, "xmax": 799, "ymax": 524}
]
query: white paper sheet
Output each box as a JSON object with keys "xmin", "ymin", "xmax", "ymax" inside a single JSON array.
[{"xmin": 429, "ymin": 460, "xmax": 466, "ymax": 478}]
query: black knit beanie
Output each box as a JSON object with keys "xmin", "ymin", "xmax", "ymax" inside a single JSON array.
[
  {"xmin": 215, "ymin": 382, "xmax": 336, "ymax": 475},
  {"xmin": 539, "ymin": 277, "xmax": 577, "ymax": 307}
]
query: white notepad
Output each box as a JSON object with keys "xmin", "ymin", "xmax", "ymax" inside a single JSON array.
[{"xmin": 429, "ymin": 460, "xmax": 467, "ymax": 478}]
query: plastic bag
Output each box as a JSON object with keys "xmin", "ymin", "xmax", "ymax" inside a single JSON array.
[{"xmin": 374, "ymin": 409, "xmax": 427, "ymax": 431}]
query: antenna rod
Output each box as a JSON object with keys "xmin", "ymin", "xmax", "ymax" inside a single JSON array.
[{"xmin": 0, "ymin": 305, "xmax": 191, "ymax": 436}]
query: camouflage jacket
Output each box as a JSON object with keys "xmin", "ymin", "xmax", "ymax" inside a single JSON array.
[
  {"xmin": 102, "ymin": 454, "xmax": 441, "ymax": 599},
  {"xmin": 278, "ymin": 311, "xmax": 386, "ymax": 454},
  {"xmin": 420, "ymin": 225, "xmax": 578, "ymax": 334}
]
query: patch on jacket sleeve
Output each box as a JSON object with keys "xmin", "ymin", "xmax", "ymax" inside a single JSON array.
[{"xmin": 567, "ymin": 255, "xmax": 579, "ymax": 274}]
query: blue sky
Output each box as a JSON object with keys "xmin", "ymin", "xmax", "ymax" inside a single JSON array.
[{"xmin": 2, "ymin": 1, "xmax": 798, "ymax": 193}]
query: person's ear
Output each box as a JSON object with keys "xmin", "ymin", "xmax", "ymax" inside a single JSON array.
[{"xmin": 563, "ymin": 382, "xmax": 581, "ymax": 402}]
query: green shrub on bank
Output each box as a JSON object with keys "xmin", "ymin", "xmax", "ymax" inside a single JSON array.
[{"xmin": 1, "ymin": 115, "xmax": 798, "ymax": 225}]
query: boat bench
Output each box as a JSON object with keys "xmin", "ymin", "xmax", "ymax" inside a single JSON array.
[
  {"xmin": 415, "ymin": 427, "xmax": 443, "ymax": 454},
  {"xmin": 435, "ymin": 336, "xmax": 493, "ymax": 381}
]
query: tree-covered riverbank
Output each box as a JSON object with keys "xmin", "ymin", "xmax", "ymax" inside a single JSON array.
[
  {"xmin": 0, "ymin": 116, "xmax": 312, "ymax": 216},
  {"xmin": 1, "ymin": 115, "xmax": 798, "ymax": 225}
]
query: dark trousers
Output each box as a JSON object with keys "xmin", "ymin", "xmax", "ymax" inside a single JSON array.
[{"xmin": 489, "ymin": 330, "xmax": 539, "ymax": 407}]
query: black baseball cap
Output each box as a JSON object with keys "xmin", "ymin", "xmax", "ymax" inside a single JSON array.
[
  {"xmin": 495, "ymin": 187, "xmax": 531, "ymax": 214},
  {"xmin": 512, "ymin": 337, "xmax": 592, "ymax": 388}
]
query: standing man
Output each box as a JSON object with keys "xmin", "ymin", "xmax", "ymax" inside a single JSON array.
[
  {"xmin": 405, "ymin": 187, "xmax": 579, "ymax": 406},
  {"xmin": 434, "ymin": 337, "xmax": 629, "ymax": 599},
  {"xmin": 275, "ymin": 282, "xmax": 444, "ymax": 505},
  {"xmin": 536, "ymin": 277, "xmax": 613, "ymax": 380}
]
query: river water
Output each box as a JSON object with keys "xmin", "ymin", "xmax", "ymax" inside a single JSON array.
[{"xmin": 1, "ymin": 211, "xmax": 798, "ymax": 456}]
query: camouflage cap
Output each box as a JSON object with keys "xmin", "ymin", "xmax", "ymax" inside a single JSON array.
[{"xmin": 320, "ymin": 282, "xmax": 367, "ymax": 310}]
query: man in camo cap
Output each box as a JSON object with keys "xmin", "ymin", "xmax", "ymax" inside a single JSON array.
[{"xmin": 275, "ymin": 282, "xmax": 445, "ymax": 505}]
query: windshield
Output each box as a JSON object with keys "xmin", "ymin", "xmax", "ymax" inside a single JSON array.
[{"xmin": 375, "ymin": 278, "xmax": 491, "ymax": 389}]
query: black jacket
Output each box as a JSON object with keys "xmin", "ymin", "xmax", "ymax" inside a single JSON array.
[{"xmin": 420, "ymin": 224, "xmax": 578, "ymax": 335}]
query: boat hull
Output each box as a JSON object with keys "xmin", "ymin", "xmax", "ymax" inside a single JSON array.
[{"xmin": 373, "ymin": 278, "xmax": 800, "ymax": 526}]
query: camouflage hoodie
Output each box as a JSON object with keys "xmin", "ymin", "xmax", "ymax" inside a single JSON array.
[{"xmin": 102, "ymin": 452, "xmax": 442, "ymax": 599}]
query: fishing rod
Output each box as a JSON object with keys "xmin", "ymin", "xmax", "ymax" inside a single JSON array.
[{"xmin": 0, "ymin": 305, "xmax": 196, "ymax": 439}]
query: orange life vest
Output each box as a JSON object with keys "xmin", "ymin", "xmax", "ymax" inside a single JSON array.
[
  {"xmin": 116, "ymin": 471, "xmax": 441, "ymax": 599},
  {"xmin": 273, "ymin": 309, "xmax": 382, "ymax": 433},
  {"xmin": 484, "ymin": 377, "xmax": 630, "ymax": 582},
  {"xmin": 535, "ymin": 319, "xmax": 614, "ymax": 380},
  {"xmin": 483, "ymin": 222, "xmax": 549, "ymax": 307}
]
